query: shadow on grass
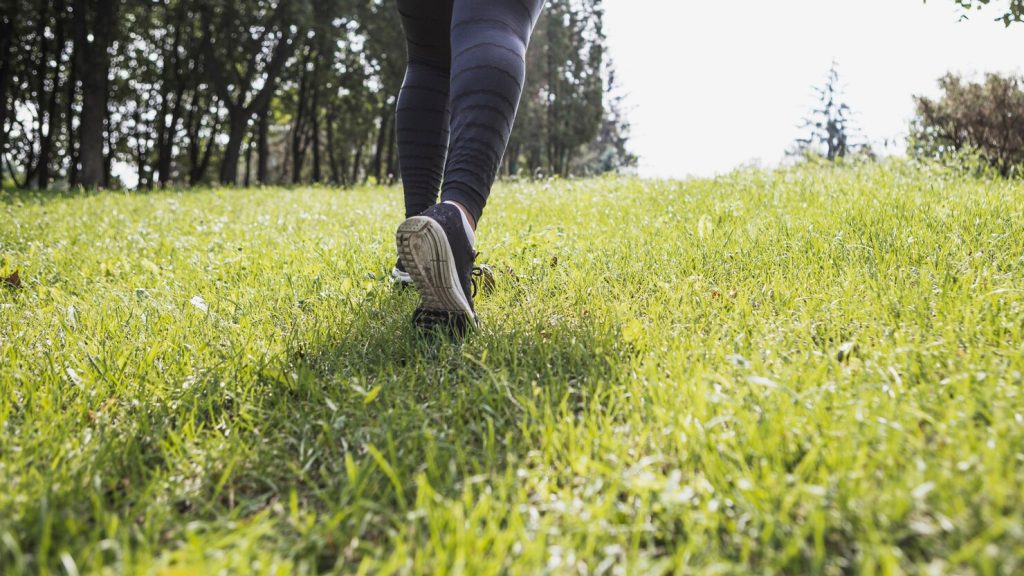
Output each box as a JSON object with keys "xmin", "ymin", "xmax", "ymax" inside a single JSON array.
[
  {"xmin": 203, "ymin": 295, "xmax": 626, "ymax": 566},
  {"xmin": 2, "ymin": 286, "xmax": 625, "ymax": 574},
  {"xmin": 285, "ymin": 292, "xmax": 624, "ymax": 487}
]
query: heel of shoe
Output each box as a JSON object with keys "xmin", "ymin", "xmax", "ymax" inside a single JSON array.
[{"xmin": 396, "ymin": 216, "xmax": 475, "ymax": 317}]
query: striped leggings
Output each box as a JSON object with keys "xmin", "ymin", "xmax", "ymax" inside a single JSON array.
[{"xmin": 396, "ymin": 0, "xmax": 544, "ymax": 223}]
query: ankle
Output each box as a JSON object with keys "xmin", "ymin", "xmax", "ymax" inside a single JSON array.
[
  {"xmin": 443, "ymin": 200, "xmax": 476, "ymax": 231},
  {"xmin": 442, "ymin": 201, "xmax": 477, "ymax": 249}
]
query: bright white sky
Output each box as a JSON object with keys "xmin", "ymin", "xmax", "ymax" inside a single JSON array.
[{"xmin": 602, "ymin": 0, "xmax": 1024, "ymax": 178}]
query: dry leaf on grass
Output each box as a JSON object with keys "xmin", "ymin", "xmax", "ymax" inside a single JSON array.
[{"xmin": 2, "ymin": 270, "xmax": 22, "ymax": 290}]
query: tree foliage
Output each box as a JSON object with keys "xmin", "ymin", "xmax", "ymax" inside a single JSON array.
[
  {"xmin": 933, "ymin": 0, "xmax": 1024, "ymax": 25},
  {"xmin": 909, "ymin": 73, "xmax": 1024, "ymax": 177},
  {"xmin": 506, "ymin": 0, "xmax": 631, "ymax": 178},
  {"xmin": 0, "ymin": 0, "xmax": 629, "ymax": 190}
]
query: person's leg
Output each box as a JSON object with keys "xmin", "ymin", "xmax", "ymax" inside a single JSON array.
[
  {"xmin": 396, "ymin": 0, "xmax": 544, "ymax": 334},
  {"xmin": 395, "ymin": 0, "xmax": 454, "ymax": 219},
  {"xmin": 441, "ymin": 0, "xmax": 544, "ymax": 228}
]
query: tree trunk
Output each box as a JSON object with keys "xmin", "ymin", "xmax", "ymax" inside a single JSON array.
[
  {"xmin": 156, "ymin": 74, "xmax": 185, "ymax": 187},
  {"xmin": 24, "ymin": 0, "xmax": 51, "ymax": 188},
  {"xmin": 371, "ymin": 103, "xmax": 390, "ymax": 182},
  {"xmin": 244, "ymin": 135, "xmax": 252, "ymax": 187},
  {"xmin": 311, "ymin": 88, "xmax": 322, "ymax": 183},
  {"xmin": 36, "ymin": 3, "xmax": 57, "ymax": 189},
  {"xmin": 135, "ymin": 107, "xmax": 153, "ymax": 189},
  {"xmin": 507, "ymin": 145, "xmax": 519, "ymax": 177},
  {"xmin": 219, "ymin": 110, "xmax": 248, "ymax": 185},
  {"xmin": 339, "ymin": 152, "xmax": 350, "ymax": 187},
  {"xmin": 352, "ymin": 143, "xmax": 363, "ymax": 184},
  {"xmin": 185, "ymin": 92, "xmax": 217, "ymax": 186},
  {"xmin": 156, "ymin": 86, "xmax": 184, "ymax": 186},
  {"xmin": 290, "ymin": 51, "xmax": 310, "ymax": 185},
  {"xmin": 202, "ymin": 7, "xmax": 296, "ymax": 186},
  {"xmin": 190, "ymin": 132, "xmax": 215, "ymax": 186},
  {"xmin": 104, "ymin": 97, "xmax": 113, "ymax": 186},
  {"xmin": 309, "ymin": 51, "xmax": 323, "ymax": 184},
  {"xmin": 38, "ymin": 57, "xmax": 64, "ymax": 189},
  {"xmin": 77, "ymin": 0, "xmax": 118, "ymax": 189},
  {"xmin": 545, "ymin": 17, "xmax": 556, "ymax": 178},
  {"xmin": 37, "ymin": 0, "xmax": 69, "ymax": 190},
  {"xmin": 185, "ymin": 95, "xmax": 202, "ymax": 182},
  {"xmin": 385, "ymin": 114, "xmax": 397, "ymax": 184},
  {"xmin": 325, "ymin": 112, "xmax": 340, "ymax": 184},
  {"xmin": 257, "ymin": 100, "xmax": 269, "ymax": 184},
  {"xmin": 65, "ymin": 25, "xmax": 79, "ymax": 188},
  {"xmin": 0, "ymin": 7, "xmax": 18, "ymax": 174},
  {"xmin": 155, "ymin": 7, "xmax": 185, "ymax": 187}
]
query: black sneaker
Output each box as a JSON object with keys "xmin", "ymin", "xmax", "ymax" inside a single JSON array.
[
  {"xmin": 395, "ymin": 203, "xmax": 479, "ymax": 334},
  {"xmin": 391, "ymin": 258, "xmax": 413, "ymax": 287}
]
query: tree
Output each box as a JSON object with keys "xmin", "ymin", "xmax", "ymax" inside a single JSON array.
[
  {"xmin": 506, "ymin": 0, "xmax": 619, "ymax": 178},
  {"xmin": 200, "ymin": 0, "xmax": 304, "ymax": 185},
  {"xmin": 910, "ymin": 73, "xmax": 1024, "ymax": 177},
  {"xmin": 0, "ymin": 0, "xmax": 625, "ymax": 190},
  {"xmin": 791, "ymin": 61, "xmax": 868, "ymax": 162},
  {"xmin": 0, "ymin": 4, "xmax": 15, "ymax": 175},
  {"xmin": 74, "ymin": 0, "xmax": 121, "ymax": 188},
  {"xmin": 577, "ymin": 64, "xmax": 636, "ymax": 175},
  {"xmin": 0, "ymin": 0, "xmax": 74, "ymax": 190},
  {"xmin": 930, "ymin": 0, "xmax": 1024, "ymax": 25},
  {"xmin": 356, "ymin": 0, "xmax": 404, "ymax": 183}
]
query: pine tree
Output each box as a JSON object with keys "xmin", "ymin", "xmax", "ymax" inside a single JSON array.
[{"xmin": 791, "ymin": 61, "xmax": 867, "ymax": 162}]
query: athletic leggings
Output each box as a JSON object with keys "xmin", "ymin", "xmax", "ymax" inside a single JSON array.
[{"xmin": 396, "ymin": 0, "xmax": 544, "ymax": 223}]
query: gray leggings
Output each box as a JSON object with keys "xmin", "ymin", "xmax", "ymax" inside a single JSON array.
[{"xmin": 396, "ymin": 0, "xmax": 544, "ymax": 223}]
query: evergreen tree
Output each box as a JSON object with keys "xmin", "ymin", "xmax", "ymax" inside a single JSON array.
[{"xmin": 791, "ymin": 61, "xmax": 868, "ymax": 162}]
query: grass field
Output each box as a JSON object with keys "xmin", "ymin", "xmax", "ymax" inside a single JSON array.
[{"xmin": 1, "ymin": 163, "xmax": 1023, "ymax": 574}]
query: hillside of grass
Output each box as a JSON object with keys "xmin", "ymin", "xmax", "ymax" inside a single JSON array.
[{"xmin": 1, "ymin": 163, "xmax": 1023, "ymax": 574}]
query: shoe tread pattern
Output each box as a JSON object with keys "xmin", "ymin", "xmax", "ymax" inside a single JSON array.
[{"xmin": 396, "ymin": 216, "xmax": 475, "ymax": 318}]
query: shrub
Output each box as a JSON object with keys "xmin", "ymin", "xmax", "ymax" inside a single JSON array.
[{"xmin": 910, "ymin": 73, "xmax": 1024, "ymax": 177}]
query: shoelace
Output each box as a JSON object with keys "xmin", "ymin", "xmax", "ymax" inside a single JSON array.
[
  {"xmin": 470, "ymin": 266, "xmax": 485, "ymax": 297},
  {"xmin": 467, "ymin": 250, "xmax": 488, "ymax": 298}
]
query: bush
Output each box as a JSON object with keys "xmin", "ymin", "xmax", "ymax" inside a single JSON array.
[{"xmin": 910, "ymin": 73, "xmax": 1024, "ymax": 177}]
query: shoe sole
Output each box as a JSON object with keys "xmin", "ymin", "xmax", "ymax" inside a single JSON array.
[{"xmin": 396, "ymin": 216, "xmax": 476, "ymax": 320}]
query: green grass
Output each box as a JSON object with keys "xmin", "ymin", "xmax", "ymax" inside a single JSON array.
[{"xmin": 1, "ymin": 162, "xmax": 1023, "ymax": 575}]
